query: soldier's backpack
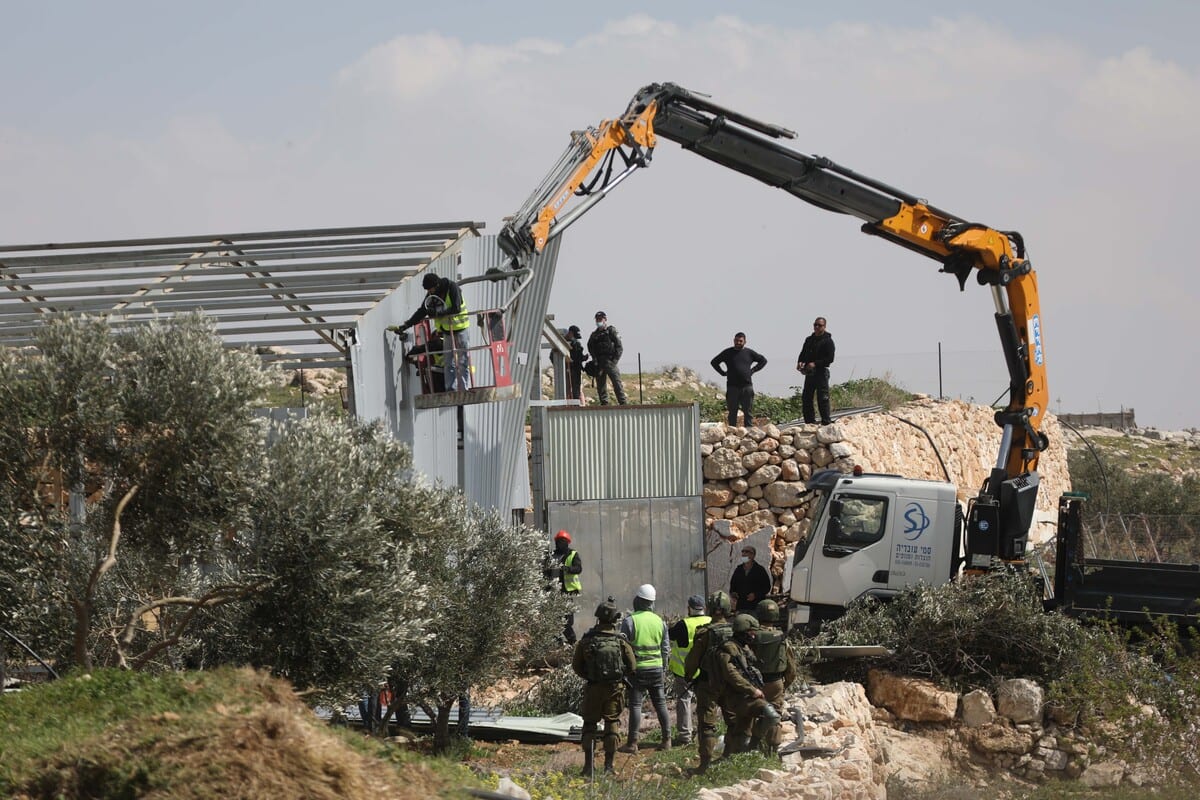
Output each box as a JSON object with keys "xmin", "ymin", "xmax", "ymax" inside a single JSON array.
[
  {"xmin": 697, "ymin": 621, "xmax": 734, "ymax": 680},
  {"xmin": 755, "ymin": 628, "xmax": 788, "ymax": 677},
  {"xmin": 585, "ymin": 632, "xmax": 626, "ymax": 683}
]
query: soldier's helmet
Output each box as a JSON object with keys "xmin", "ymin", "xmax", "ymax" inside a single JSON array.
[
  {"xmin": 731, "ymin": 614, "xmax": 760, "ymax": 634},
  {"xmin": 706, "ymin": 590, "xmax": 732, "ymax": 615},
  {"xmin": 755, "ymin": 599, "xmax": 781, "ymax": 623},
  {"xmin": 595, "ymin": 597, "xmax": 620, "ymax": 624}
]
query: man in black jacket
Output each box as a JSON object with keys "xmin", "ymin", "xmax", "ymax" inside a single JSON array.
[
  {"xmin": 710, "ymin": 331, "xmax": 767, "ymax": 427},
  {"xmin": 795, "ymin": 316, "xmax": 835, "ymax": 425},
  {"xmin": 729, "ymin": 544, "xmax": 772, "ymax": 614},
  {"xmin": 566, "ymin": 324, "xmax": 587, "ymax": 402},
  {"xmin": 392, "ymin": 273, "xmax": 471, "ymax": 391},
  {"xmin": 587, "ymin": 311, "xmax": 627, "ymax": 405}
]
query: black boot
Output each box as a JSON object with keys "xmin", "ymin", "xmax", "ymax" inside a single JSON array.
[
  {"xmin": 687, "ymin": 734, "xmax": 715, "ymax": 776},
  {"xmin": 580, "ymin": 734, "xmax": 595, "ymax": 777}
]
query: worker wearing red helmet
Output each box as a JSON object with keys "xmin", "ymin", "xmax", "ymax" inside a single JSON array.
[{"xmin": 544, "ymin": 529, "xmax": 584, "ymax": 644}]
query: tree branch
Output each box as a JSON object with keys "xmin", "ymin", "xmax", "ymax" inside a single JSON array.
[
  {"xmin": 85, "ymin": 485, "xmax": 139, "ymax": 600},
  {"xmin": 122, "ymin": 581, "xmax": 268, "ymax": 671}
]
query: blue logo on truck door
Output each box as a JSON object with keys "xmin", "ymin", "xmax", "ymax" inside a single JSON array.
[
  {"xmin": 895, "ymin": 501, "xmax": 935, "ymax": 571},
  {"xmin": 902, "ymin": 502, "xmax": 930, "ymax": 541}
]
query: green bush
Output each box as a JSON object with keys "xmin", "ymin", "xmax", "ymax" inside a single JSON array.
[
  {"xmin": 815, "ymin": 570, "xmax": 1094, "ymax": 688},
  {"xmin": 506, "ymin": 665, "xmax": 584, "ymax": 716},
  {"xmin": 695, "ymin": 376, "xmax": 914, "ymax": 424}
]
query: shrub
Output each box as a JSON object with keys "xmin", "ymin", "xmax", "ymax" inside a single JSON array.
[
  {"xmin": 507, "ymin": 665, "xmax": 583, "ymax": 716},
  {"xmin": 815, "ymin": 570, "xmax": 1094, "ymax": 688}
]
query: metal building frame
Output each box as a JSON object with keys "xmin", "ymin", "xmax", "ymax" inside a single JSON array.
[{"xmin": 0, "ymin": 221, "xmax": 483, "ymax": 370}]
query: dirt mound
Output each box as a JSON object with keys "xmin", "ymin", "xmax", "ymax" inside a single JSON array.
[{"xmin": 14, "ymin": 669, "xmax": 447, "ymax": 800}]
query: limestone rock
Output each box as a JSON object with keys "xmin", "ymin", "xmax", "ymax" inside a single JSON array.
[
  {"xmin": 997, "ymin": 678, "xmax": 1043, "ymax": 724},
  {"xmin": 763, "ymin": 480, "xmax": 808, "ymax": 508},
  {"xmin": 493, "ymin": 777, "xmax": 531, "ymax": 800},
  {"xmin": 867, "ymin": 670, "xmax": 958, "ymax": 723},
  {"xmin": 733, "ymin": 509, "xmax": 777, "ymax": 536},
  {"xmin": 1080, "ymin": 762, "xmax": 1125, "ymax": 788},
  {"xmin": 743, "ymin": 451, "xmax": 772, "ymax": 471},
  {"xmin": 780, "ymin": 460, "xmax": 800, "ymax": 481},
  {"xmin": 960, "ymin": 722, "xmax": 1035, "ymax": 755},
  {"xmin": 705, "ymin": 448, "xmax": 748, "ymax": 480},
  {"xmin": 747, "ymin": 464, "xmax": 782, "ymax": 487},
  {"xmin": 961, "ymin": 689, "xmax": 996, "ymax": 728},
  {"xmin": 704, "ymin": 484, "xmax": 735, "ymax": 507},
  {"xmin": 711, "ymin": 519, "xmax": 736, "ymax": 541},
  {"xmin": 816, "ymin": 424, "xmax": 844, "ymax": 444}
]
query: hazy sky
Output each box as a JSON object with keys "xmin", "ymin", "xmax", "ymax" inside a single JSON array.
[{"xmin": 4, "ymin": 2, "xmax": 1198, "ymax": 429}]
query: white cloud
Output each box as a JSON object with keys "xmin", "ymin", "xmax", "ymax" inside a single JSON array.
[
  {"xmin": 1061, "ymin": 47, "xmax": 1200, "ymax": 150},
  {"xmin": 3, "ymin": 14, "xmax": 1198, "ymax": 427}
]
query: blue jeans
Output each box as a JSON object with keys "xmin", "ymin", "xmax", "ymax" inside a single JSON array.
[
  {"xmin": 627, "ymin": 669, "xmax": 671, "ymax": 744},
  {"xmin": 442, "ymin": 329, "xmax": 470, "ymax": 391}
]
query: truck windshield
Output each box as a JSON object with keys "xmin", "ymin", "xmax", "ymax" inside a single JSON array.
[{"xmin": 792, "ymin": 491, "xmax": 830, "ymax": 564}]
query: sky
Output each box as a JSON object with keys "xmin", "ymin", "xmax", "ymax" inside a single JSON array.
[{"xmin": 3, "ymin": 1, "xmax": 1198, "ymax": 429}]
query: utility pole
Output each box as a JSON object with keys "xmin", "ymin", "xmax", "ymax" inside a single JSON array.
[{"xmin": 937, "ymin": 342, "xmax": 943, "ymax": 400}]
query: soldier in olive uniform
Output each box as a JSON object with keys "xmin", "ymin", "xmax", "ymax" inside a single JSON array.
[
  {"xmin": 572, "ymin": 598, "xmax": 638, "ymax": 776},
  {"xmin": 752, "ymin": 600, "xmax": 797, "ymax": 752},
  {"xmin": 715, "ymin": 614, "xmax": 780, "ymax": 756},
  {"xmin": 682, "ymin": 591, "xmax": 732, "ymax": 776}
]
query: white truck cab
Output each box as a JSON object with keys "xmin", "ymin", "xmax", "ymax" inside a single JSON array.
[{"xmin": 787, "ymin": 469, "xmax": 964, "ymax": 633}]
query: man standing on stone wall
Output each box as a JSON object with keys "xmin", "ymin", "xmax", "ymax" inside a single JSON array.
[
  {"xmin": 710, "ymin": 331, "xmax": 767, "ymax": 427},
  {"xmin": 795, "ymin": 316, "xmax": 835, "ymax": 425},
  {"xmin": 587, "ymin": 311, "xmax": 628, "ymax": 405}
]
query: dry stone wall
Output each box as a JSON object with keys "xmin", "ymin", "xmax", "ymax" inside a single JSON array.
[{"xmin": 701, "ymin": 399, "xmax": 1071, "ymax": 584}]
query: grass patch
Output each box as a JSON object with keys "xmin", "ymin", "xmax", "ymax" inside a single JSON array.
[
  {"xmin": 0, "ymin": 667, "xmax": 478, "ymax": 800},
  {"xmin": 477, "ymin": 746, "xmax": 777, "ymax": 800}
]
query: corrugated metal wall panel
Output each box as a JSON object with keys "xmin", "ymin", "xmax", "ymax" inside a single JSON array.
[
  {"xmin": 461, "ymin": 236, "xmax": 560, "ymax": 514},
  {"xmin": 541, "ymin": 404, "xmax": 700, "ymax": 501}
]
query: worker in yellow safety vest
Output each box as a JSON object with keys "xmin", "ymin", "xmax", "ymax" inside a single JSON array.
[
  {"xmin": 667, "ymin": 594, "xmax": 711, "ymax": 746},
  {"xmin": 543, "ymin": 530, "xmax": 583, "ymax": 644},
  {"xmin": 393, "ymin": 272, "xmax": 471, "ymax": 391},
  {"xmin": 618, "ymin": 584, "xmax": 673, "ymax": 753}
]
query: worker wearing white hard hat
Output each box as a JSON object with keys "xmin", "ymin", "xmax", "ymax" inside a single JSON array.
[{"xmin": 618, "ymin": 583, "xmax": 672, "ymax": 753}]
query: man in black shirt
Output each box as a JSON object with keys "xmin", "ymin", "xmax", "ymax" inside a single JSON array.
[
  {"xmin": 729, "ymin": 544, "xmax": 772, "ymax": 614},
  {"xmin": 795, "ymin": 316, "xmax": 835, "ymax": 425},
  {"xmin": 710, "ymin": 332, "xmax": 767, "ymax": 427}
]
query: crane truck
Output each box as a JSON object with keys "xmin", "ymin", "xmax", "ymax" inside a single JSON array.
[{"xmin": 497, "ymin": 82, "xmax": 1197, "ymax": 629}]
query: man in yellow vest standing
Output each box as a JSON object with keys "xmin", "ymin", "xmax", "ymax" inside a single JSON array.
[
  {"xmin": 394, "ymin": 272, "xmax": 471, "ymax": 391},
  {"xmin": 618, "ymin": 584, "xmax": 672, "ymax": 753},
  {"xmin": 667, "ymin": 594, "xmax": 711, "ymax": 746},
  {"xmin": 543, "ymin": 529, "xmax": 583, "ymax": 644}
]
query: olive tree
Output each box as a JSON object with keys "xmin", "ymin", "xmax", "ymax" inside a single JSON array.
[
  {"xmin": 209, "ymin": 415, "xmax": 431, "ymax": 704},
  {"xmin": 0, "ymin": 314, "xmax": 269, "ymax": 670},
  {"xmin": 0, "ymin": 314, "xmax": 430, "ymax": 701},
  {"xmin": 387, "ymin": 490, "xmax": 568, "ymax": 751}
]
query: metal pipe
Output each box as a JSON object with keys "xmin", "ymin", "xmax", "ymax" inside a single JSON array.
[
  {"xmin": 994, "ymin": 424, "xmax": 1015, "ymax": 471},
  {"xmin": 545, "ymin": 163, "xmax": 641, "ymax": 245}
]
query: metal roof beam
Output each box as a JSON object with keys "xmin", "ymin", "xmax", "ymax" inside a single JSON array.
[
  {"xmin": 0, "ymin": 276, "xmax": 407, "ymax": 301},
  {"xmin": 0, "ymin": 246, "xmax": 437, "ymax": 275},
  {"xmin": 0, "ymin": 257, "xmax": 423, "ymax": 288},
  {"xmin": 0, "ymin": 222, "xmax": 485, "ymax": 254}
]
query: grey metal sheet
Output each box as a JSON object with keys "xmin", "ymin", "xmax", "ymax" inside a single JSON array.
[
  {"xmin": 541, "ymin": 404, "xmax": 701, "ymax": 501},
  {"xmin": 548, "ymin": 497, "xmax": 705, "ymax": 630}
]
